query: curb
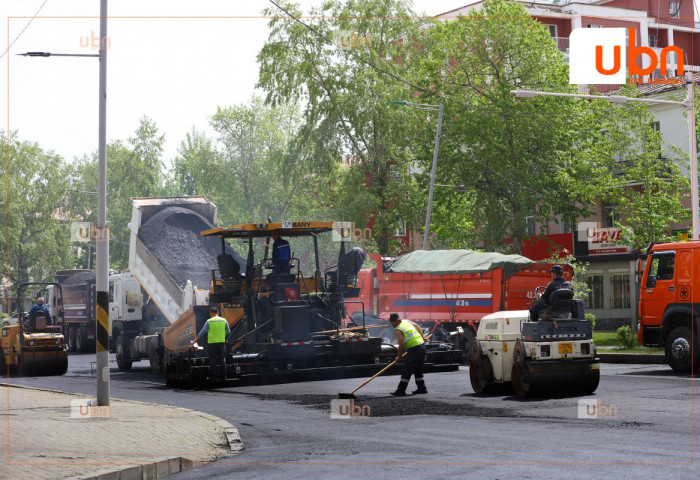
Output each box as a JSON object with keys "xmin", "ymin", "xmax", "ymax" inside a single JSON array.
[
  {"xmin": 598, "ymin": 353, "xmax": 666, "ymax": 364},
  {"xmin": 1, "ymin": 382, "xmax": 244, "ymax": 478}
]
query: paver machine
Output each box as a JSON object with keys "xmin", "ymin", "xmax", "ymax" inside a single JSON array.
[
  {"xmin": 1, "ymin": 283, "xmax": 68, "ymax": 376},
  {"xmin": 469, "ymin": 287, "xmax": 600, "ymax": 397}
]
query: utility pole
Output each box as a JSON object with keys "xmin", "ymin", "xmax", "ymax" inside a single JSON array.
[{"xmin": 95, "ymin": 0, "xmax": 110, "ymax": 406}]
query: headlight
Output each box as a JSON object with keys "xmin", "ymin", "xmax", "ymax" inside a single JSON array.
[
  {"xmin": 581, "ymin": 343, "xmax": 590, "ymax": 355},
  {"xmin": 540, "ymin": 344, "xmax": 550, "ymax": 357}
]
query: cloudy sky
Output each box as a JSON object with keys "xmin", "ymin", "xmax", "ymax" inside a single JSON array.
[{"xmin": 1, "ymin": 0, "xmax": 470, "ymax": 164}]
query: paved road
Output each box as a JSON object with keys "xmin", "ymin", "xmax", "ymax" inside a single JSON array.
[{"xmin": 6, "ymin": 352, "xmax": 698, "ymax": 479}]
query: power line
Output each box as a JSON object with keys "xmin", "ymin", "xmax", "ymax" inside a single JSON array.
[{"xmin": 0, "ymin": 0, "xmax": 50, "ymax": 60}]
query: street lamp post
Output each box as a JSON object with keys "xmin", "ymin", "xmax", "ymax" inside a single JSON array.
[
  {"xmin": 20, "ymin": 0, "xmax": 110, "ymax": 406},
  {"xmin": 391, "ymin": 101, "xmax": 444, "ymax": 250},
  {"xmin": 511, "ymin": 75, "xmax": 699, "ymax": 241}
]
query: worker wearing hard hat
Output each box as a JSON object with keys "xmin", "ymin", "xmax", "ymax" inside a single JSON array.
[
  {"xmin": 529, "ymin": 265, "xmax": 573, "ymax": 321},
  {"xmin": 388, "ymin": 313, "xmax": 428, "ymax": 396}
]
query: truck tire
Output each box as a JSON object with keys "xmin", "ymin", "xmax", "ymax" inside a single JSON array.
[
  {"xmin": 459, "ymin": 328, "xmax": 476, "ymax": 364},
  {"xmin": 67, "ymin": 326, "xmax": 77, "ymax": 352},
  {"xmin": 76, "ymin": 327, "xmax": 86, "ymax": 353},
  {"xmin": 665, "ymin": 326, "xmax": 696, "ymax": 372},
  {"xmin": 115, "ymin": 335, "xmax": 132, "ymax": 371}
]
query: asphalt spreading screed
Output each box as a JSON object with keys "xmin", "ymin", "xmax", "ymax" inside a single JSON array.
[{"xmin": 138, "ymin": 206, "xmax": 245, "ymax": 290}]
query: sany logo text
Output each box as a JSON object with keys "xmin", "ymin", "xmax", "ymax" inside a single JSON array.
[{"xmin": 569, "ymin": 27, "xmax": 684, "ymax": 84}]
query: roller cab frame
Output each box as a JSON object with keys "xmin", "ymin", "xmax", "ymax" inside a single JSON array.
[{"xmin": 1, "ymin": 283, "xmax": 68, "ymax": 376}]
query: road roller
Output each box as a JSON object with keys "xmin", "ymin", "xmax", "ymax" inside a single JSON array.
[
  {"xmin": 470, "ymin": 289, "xmax": 599, "ymax": 397},
  {"xmin": 1, "ymin": 283, "xmax": 68, "ymax": 376}
]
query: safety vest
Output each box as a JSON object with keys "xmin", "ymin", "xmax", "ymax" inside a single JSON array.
[
  {"xmin": 207, "ymin": 316, "xmax": 228, "ymax": 344},
  {"xmin": 395, "ymin": 319, "xmax": 425, "ymax": 350}
]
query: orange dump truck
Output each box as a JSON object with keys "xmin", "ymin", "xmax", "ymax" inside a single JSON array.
[{"xmin": 346, "ymin": 250, "xmax": 572, "ymax": 361}]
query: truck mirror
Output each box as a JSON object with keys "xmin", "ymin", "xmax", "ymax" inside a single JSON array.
[{"xmin": 635, "ymin": 258, "xmax": 642, "ymax": 285}]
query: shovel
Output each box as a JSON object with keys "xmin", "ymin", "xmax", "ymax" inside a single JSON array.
[{"xmin": 338, "ymin": 333, "xmax": 433, "ymax": 399}]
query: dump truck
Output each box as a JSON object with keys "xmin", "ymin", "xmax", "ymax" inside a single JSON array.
[
  {"xmin": 51, "ymin": 269, "xmax": 97, "ymax": 353},
  {"xmin": 470, "ymin": 290, "xmax": 600, "ymax": 397},
  {"xmin": 346, "ymin": 250, "xmax": 573, "ymax": 362},
  {"xmin": 637, "ymin": 241, "xmax": 700, "ymax": 372},
  {"xmin": 1, "ymin": 283, "xmax": 68, "ymax": 376}
]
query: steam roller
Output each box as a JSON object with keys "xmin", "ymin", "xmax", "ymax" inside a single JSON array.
[
  {"xmin": 469, "ymin": 288, "xmax": 600, "ymax": 397},
  {"xmin": 1, "ymin": 283, "xmax": 68, "ymax": 377}
]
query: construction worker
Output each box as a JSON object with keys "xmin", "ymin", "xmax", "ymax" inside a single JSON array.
[
  {"xmin": 270, "ymin": 232, "xmax": 291, "ymax": 274},
  {"xmin": 388, "ymin": 312, "xmax": 428, "ymax": 396},
  {"xmin": 190, "ymin": 306, "xmax": 230, "ymax": 381},
  {"xmin": 529, "ymin": 265, "xmax": 573, "ymax": 321},
  {"xmin": 29, "ymin": 297, "xmax": 52, "ymax": 326}
]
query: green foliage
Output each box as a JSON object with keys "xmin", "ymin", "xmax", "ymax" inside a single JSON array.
[
  {"xmin": 258, "ymin": 0, "xmax": 428, "ymax": 254},
  {"xmin": 543, "ymin": 252, "xmax": 591, "ymax": 302},
  {"xmin": 416, "ymin": 0, "xmax": 614, "ymax": 253},
  {"xmin": 0, "ymin": 131, "xmax": 78, "ymax": 285},
  {"xmin": 616, "ymin": 325, "xmax": 637, "ymax": 349},
  {"xmin": 599, "ymin": 85, "xmax": 690, "ymax": 249},
  {"xmin": 585, "ymin": 313, "xmax": 596, "ymax": 332}
]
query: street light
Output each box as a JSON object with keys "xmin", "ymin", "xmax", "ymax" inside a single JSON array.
[
  {"xmin": 511, "ymin": 76, "xmax": 699, "ymax": 241},
  {"xmin": 20, "ymin": 0, "xmax": 111, "ymax": 406},
  {"xmin": 392, "ymin": 101, "xmax": 444, "ymax": 250}
]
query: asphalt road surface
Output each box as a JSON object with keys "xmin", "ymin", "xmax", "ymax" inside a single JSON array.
[{"xmin": 5, "ymin": 353, "xmax": 698, "ymax": 479}]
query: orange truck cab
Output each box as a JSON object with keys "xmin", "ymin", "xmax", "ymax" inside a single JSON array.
[{"xmin": 638, "ymin": 241, "xmax": 700, "ymax": 372}]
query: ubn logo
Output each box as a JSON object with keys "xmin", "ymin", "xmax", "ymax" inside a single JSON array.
[
  {"xmin": 70, "ymin": 222, "xmax": 110, "ymax": 243},
  {"xmin": 332, "ymin": 222, "xmax": 372, "ymax": 242},
  {"xmin": 80, "ymin": 30, "xmax": 111, "ymax": 51},
  {"xmin": 569, "ymin": 27, "xmax": 684, "ymax": 84},
  {"xmin": 577, "ymin": 399, "xmax": 618, "ymax": 419},
  {"xmin": 330, "ymin": 399, "xmax": 371, "ymax": 419},
  {"xmin": 70, "ymin": 399, "xmax": 111, "ymax": 419}
]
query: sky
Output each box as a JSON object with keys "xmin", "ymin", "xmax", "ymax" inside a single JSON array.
[{"xmin": 1, "ymin": 0, "xmax": 472, "ymax": 165}]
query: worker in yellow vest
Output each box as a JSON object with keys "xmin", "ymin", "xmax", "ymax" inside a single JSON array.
[
  {"xmin": 388, "ymin": 312, "xmax": 428, "ymax": 396},
  {"xmin": 190, "ymin": 306, "xmax": 231, "ymax": 381}
]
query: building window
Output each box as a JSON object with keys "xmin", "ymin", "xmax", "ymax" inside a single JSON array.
[
  {"xmin": 609, "ymin": 272, "xmax": 631, "ymax": 309},
  {"xmin": 601, "ymin": 203, "xmax": 619, "ymax": 228},
  {"xmin": 669, "ymin": 2, "xmax": 680, "ymax": 18},
  {"xmin": 524, "ymin": 215, "xmax": 535, "ymax": 237},
  {"xmin": 588, "ymin": 24, "xmax": 601, "ymax": 28},
  {"xmin": 394, "ymin": 219, "xmax": 406, "ymax": 237},
  {"xmin": 560, "ymin": 215, "xmax": 573, "ymax": 234},
  {"xmin": 649, "ymin": 34, "xmax": 657, "ymax": 48},
  {"xmin": 584, "ymin": 274, "xmax": 604, "ymax": 309},
  {"xmin": 651, "ymin": 121, "xmax": 660, "ymax": 132},
  {"xmin": 546, "ymin": 25, "xmax": 557, "ymax": 37}
]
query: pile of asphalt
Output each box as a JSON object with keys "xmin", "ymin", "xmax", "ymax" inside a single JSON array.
[
  {"xmin": 61, "ymin": 271, "xmax": 96, "ymax": 286},
  {"xmin": 138, "ymin": 206, "xmax": 245, "ymax": 290},
  {"xmin": 252, "ymin": 393, "xmax": 515, "ymax": 418}
]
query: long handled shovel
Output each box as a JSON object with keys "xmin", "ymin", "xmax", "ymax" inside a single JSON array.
[{"xmin": 338, "ymin": 333, "xmax": 433, "ymax": 399}]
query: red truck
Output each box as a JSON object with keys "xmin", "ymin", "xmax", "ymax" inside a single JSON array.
[
  {"xmin": 637, "ymin": 241, "xmax": 700, "ymax": 372},
  {"xmin": 346, "ymin": 250, "xmax": 572, "ymax": 361}
]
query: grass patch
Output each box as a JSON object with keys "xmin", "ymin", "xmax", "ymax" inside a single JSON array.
[
  {"xmin": 599, "ymin": 346, "xmax": 664, "ymax": 354},
  {"xmin": 593, "ymin": 332, "xmax": 621, "ymax": 346}
]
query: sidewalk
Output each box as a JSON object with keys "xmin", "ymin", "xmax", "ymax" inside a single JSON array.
[{"xmin": 1, "ymin": 383, "xmax": 242, "ymax": 480}]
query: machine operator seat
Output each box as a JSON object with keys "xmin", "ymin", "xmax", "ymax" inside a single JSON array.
[
  {"xmin": 27, "ymin": 311, "xmax": 49, "ymax": 332},
  {"xmin": 217, "ymin": 254, "xmax": 243, "ymax": 295},
  {"xmin": 542, "ymin": 288, "xmax": 574, "ymax": 320}
]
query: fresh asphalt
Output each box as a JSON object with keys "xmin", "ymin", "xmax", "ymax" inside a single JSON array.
[{"xmin": 5, "ymin": 353, "xmax": 698, "ymax": 480}]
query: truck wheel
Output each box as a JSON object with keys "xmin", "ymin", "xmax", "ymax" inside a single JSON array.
[
  {"xmin": 459, "ymin": 328, "xmax": 476, "ymax": 364},
  {"xmin": 665, "ymin": 327, "xmax": 695, "ymax": 372},
  {"xmin": 76, "ymin": 327, "xmax": 86, "ymax": 353},
  {"xmin": 469, "ymin": 357, "xmax": 493, "ymax": 394},
  {"xmin": 115, "ymin": 335, "xmax": 132, "ymax": 371},
  {"xmin": 67, "ymin": 326, "xmax": 76, "ymax": 352}
]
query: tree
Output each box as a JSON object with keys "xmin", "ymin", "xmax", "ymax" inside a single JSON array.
[
  {"xmin": 416, "ymin": 0, "xmax": 614, "ymax": 253},
  {"xmin": 258, "ymin": 0, "xmax": 428, "ymax": 255},
  {"xmin": 1, "ymin": 131, "xmax": 77, "ymax": 285},
  {"xmin": 599, "ymin": 90, "xmax": 690, "ymax": 248}
]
